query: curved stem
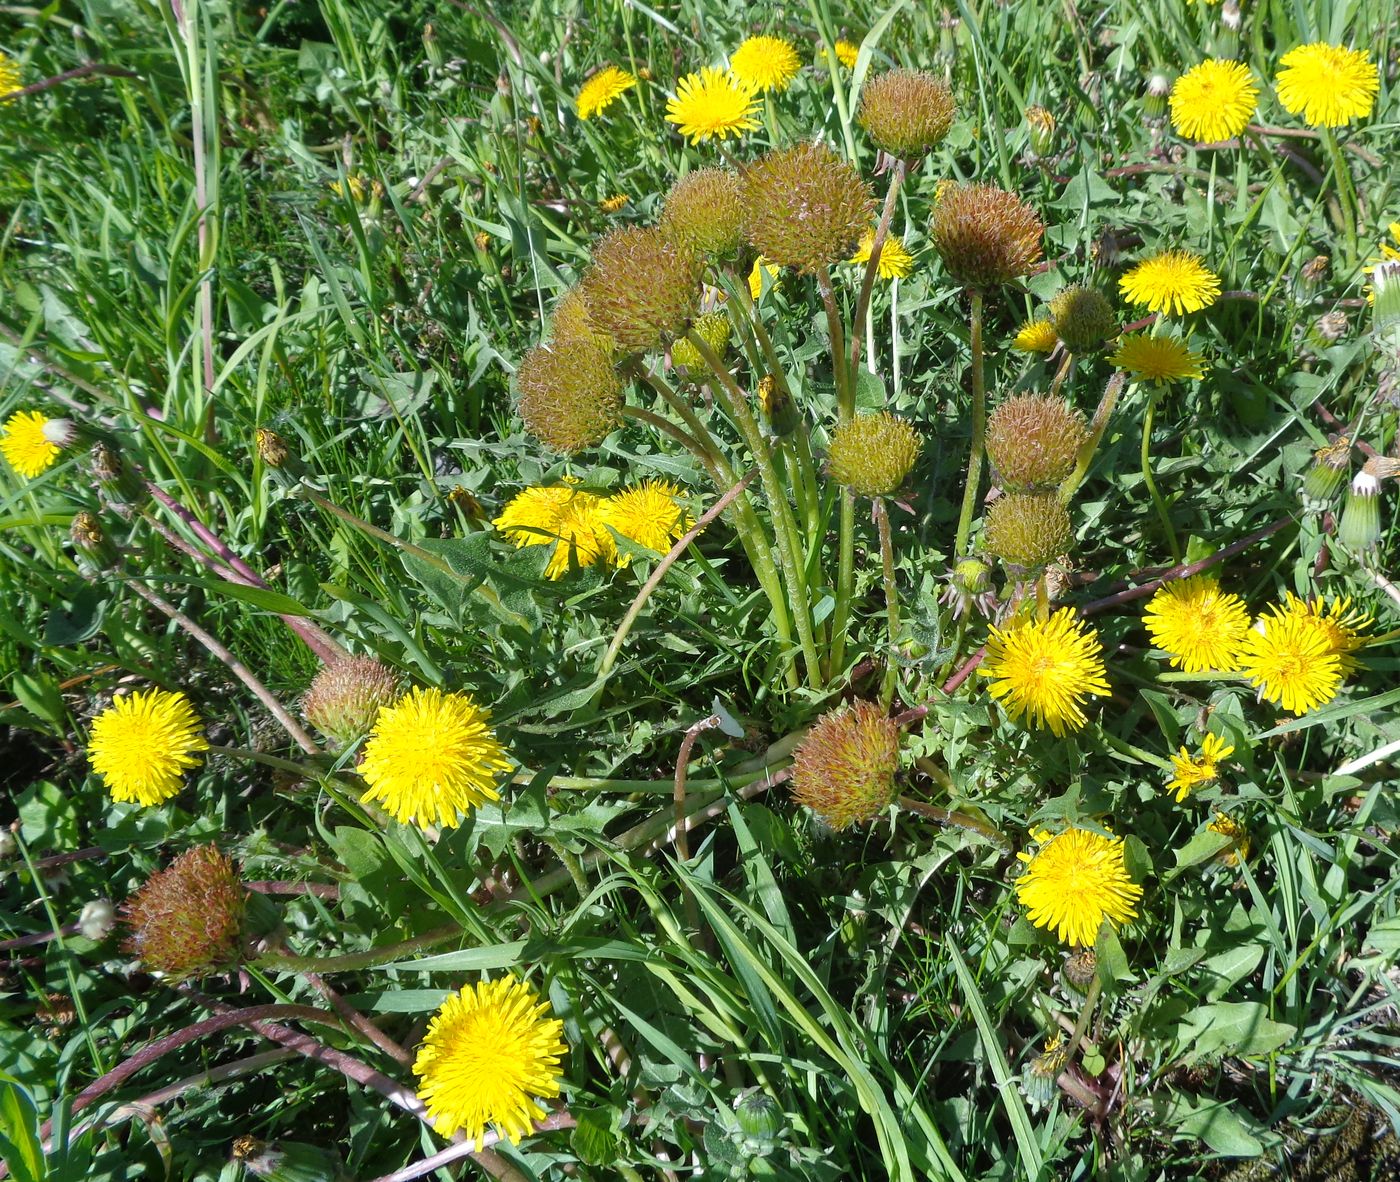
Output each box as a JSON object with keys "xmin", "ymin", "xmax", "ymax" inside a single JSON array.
[
  {"xmin": 621, "ymin": 404, "xmax": 707, "ymax": 459},
  {"xmin": 1140, "ymin": 386, "xmax": 1181, "ymax": 562},
  {"xmin": 875, "ymin": 499, "xmax": 900, "ymax": 708},
  {"xmin": 1059, "ymin": 372, "xmax": 1126, "ymax": 504},
  {"xmin": 849, "ymin": 159, "xmax": 907, "ymax": 381},
  {"xmin": 952, "ymin": 290, "xmax": 986, "ymax": 559}
]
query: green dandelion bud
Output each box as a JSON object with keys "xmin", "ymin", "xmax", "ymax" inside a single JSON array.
[
  {"xmin": 1338, "ymin": 463, "xmax": 1389, "ymax": 551},
  {"xmin": 742, "ymin": 142, "xmax": 875, "ymax": 273},
  {"xmin": 734, "ymin": 1090, "xmax": 785, "ymax": 1151},
  {"xmin": 1025, "ymin": 105, "xmax": 1057, "ymax": 159},
  {"xmin": 983, "ymin": 492, "xmax": 1072, "ymax": 573},
  {"xmin": 931, "ymin": 183, "xmax": 1044, "ymax": 291},
  {"xmin": 1022, "ymin": 1035, "xmax": 1068, "ymax": 1106},
  {"xmin": 826, "ymin": 411, "xmax": 921, "ymax": 497},
  {"xmin": 1047, "ymin": 284, "xmax": 1116, "ymax": 353},
  {"xmin": 231, "ymin": 1136, "xmax": 344, "ymax": 1182},
  {"xmin": 940, "ymin": 557, "xmax": 997, "ymax": 619},
  {"xmin": 1299, "ymin": 253, "xmax": 1330, "ymax": 288},
  {"xmin": 671, "ymin": 310, "xmax": 731, "ymax": 370},
  {"xmin": 660, "ymin": 168, "xmax": 744, "ymax": 257},
  {"xmin": 581, "ymin": 226, "xmax": 701, "ymax": 353},
  {"xmin": 789, "ymin": 700, "xmax": 900, "ymax": 831},
  {"xmin": 856, "ymin": 68, "xmax": 956, "ymax": 160},
  {"xmin": 986, "ymin": 393, "xmax": 1087, "ymax": 491},
  {"xmin": 757, "ymin": 374, "xmax": 800, "ymax": 437},
  {"xmin": 302, "ymin": 656, "xmax": 401, "ymax": 748},
  {"xmin": 70, "ymin": 510, "xmax": 118, "ymax": 571},
  {"xmin": 1144, "ymin": 72, "xmax": 1172, "ymax": 118},
  {"xmin": 516, "ymin": 337, "xmax": 624, "ymax": 454},
  {"xmin": 122, "ymin": 844, "xmax": 249, "ymax": 981},
  {"xmin": 89, "ymin": 441, "xmax": 143, "ymax": 509},
  {"xmin": 1371, "ymin": 260, "xmax": 1400, "ymax": 352},
  {"xmin": 1302, "ymin": 436, "xmax": 1350, "ymax": 505},
  {"xmin": 1062, "ymin": 946, "xmax": 1097, "ymax": 994}
]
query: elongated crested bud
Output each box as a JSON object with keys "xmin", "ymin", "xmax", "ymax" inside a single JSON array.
[
  {"xmin": 581, "ymin": 226, "xmax": 701, "ymax": 352},
  {"xmin": 983, "ymin": 492, "xmax": 1072, "ymax": 572},
  {"xmin": 232, "ymin": 1136, "xmax": 343, "ymax": 1182},
  {"xmin": 789, "ymin": 700, "xmax": 900, "ymax": 830},
  {"xmin": 1302, "ymin": 436, "xmax": 1350, "ymax": 504},
  {"xmin": 826, "ymin": 411, "xmax": 921, "ymax": 497},
  {"xmin": 757, "ymin": 374, "xmax": 799, "ymax": 436},
  {"xmin": 303, "ymin": 655, "xmax": 401, "ymax": 747},
  {"xmin": 857, "ymin": 68, "xmax": 956, "ymax": 159},
  {"xmin": 742, "ymin": 142, "xmax": 874, "ymax": 273},
  {"xmin": 89, "ymin": 441, "xmax": 143, "ymax": 506},
  {"xmin": 122, "ymin": 844, "xmax": 248, "ymax": 980},
  {"xmin": 1047, "ymin": 284, "xmax": 1116, "ymax": 353},
  {"xmin": 661, "ymin": 168, "xmax": 744, "ymax": 256},
  {"xmin": 1025, "ymin": 105, "xmax": 1057, "ymax": 158},
  {"xmin": 986, "ymin": 393, "xmax": 1087, "ymax": 491},
  {"xmin": 1372, "ymin": 259, "xmax": 1400, "ymax": 348},
  {"xmin": 70, "ymin": 510, "xmax": 118, "ymax": 570},
  {"xmin": 516, "ymin": 336, "xmax": 624, "ymax": 453},
  {"xmin": 931, "ymin": 183, "xmax": 1044, "ymax": 290}
]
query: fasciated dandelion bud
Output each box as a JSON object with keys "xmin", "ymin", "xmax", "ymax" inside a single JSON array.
[
  {"xmin": 660, "ymin": 168, "xmax": 744, "ymax": 257},
  {"xmin": 670, "ymin": 310, "xmax": 731, "ymax": 370},
  {"xmin": 789, "ymin": 700, "xmax": 900, "ymax": 831},
  {"xmin": 1047, "ymin": 284, "xmax": 1116, "ymax": 353},
  {"xmin": 931, "ymin": 183, "xmax": 1044, "ymax": 291},
  {"xmin": 1302, "ymin": 436, "xmax": 1350, "ymax": 504},
  {"xmin": 581, "ymin": 226, "xmax": 701, "ymax": 352},
  {"xmin": 826, "ymin": 411, "xmax": 921, "ymax": 497},
  {"xmin": 70, "ymin": 510, "xmax": 117, "ymax": 571},
  {"xmin": 741, "ymin": 142, "xmax": 874, "ymax": 273},
  {"xmin": 986, "ymin": 394, "xmax": 1087, "ymax": 491},
  {"xmin": 515, "ymin": 337, "xmax": 624, "ymax": 453},
  {"xmin": 983, "ymin": 492, "xmax": 1072, "ymax": 573},
  {"xmin": 122, "ymin": 844, "xmax": 249, "ymax": 980},
  {"xmin": 303, "ymin": 656, "xmax": 402, "ymax": 748},
  {"xmin": 856, "ymin": 68, "xmax": 956, "ymax": 160},
  {"xmin": 1025, "ymin": 105, "xmax": 1057, "ymax": 159}
]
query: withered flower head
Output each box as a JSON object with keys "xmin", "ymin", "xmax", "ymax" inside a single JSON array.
[
  {"xmin": 516, "ymin": 337, "xmax": 624, "ymax": 454},
  {"xmin": 1047, "ymin": 284, "xmax": 1116, "ymax": 353},
  {"xmin": 741, "ymin": 142, "xmax": 874, "ymax": 273},
  {"xmin": 122, "ymin": 844, "xmax": 248, "ymax": 980},
  {"xmin": 660, "ymin": 168, "xmax": 745, "ymax": 257},
  {"xmin": 549, "ymin": 286, "xmax": 616, "ymax": 355},
  {"xmin": 303, "ymin": 656, "xmax": 402, "ymax": 748},
  {"xmin": 931, "ymin": 183, "xmax": 1044, "ymax": 290},
  {"xmin": 983, "ymin": 492, "xmax": 1072, "ymax": 573},
  {"xmin": 857, "ymin": 69, "xmax": 956, "ymax": 159},
  {"xmin": 790, "ymin": 701, "xmax": 900, "ymax": 830},
  {"xmin": 254, "ymin": 427, "xmax": 290, "ymax": 468},
  {"xmin": 986, "ymin": 394, "xmax": 1087, "ymax": 491},
  {"xmin": 581, "ymin": 226, "xmax": 701, "ymax": 353},
  {"xmin": 826, "ymin": 411, "xmax": 921, "ymax": 497}
]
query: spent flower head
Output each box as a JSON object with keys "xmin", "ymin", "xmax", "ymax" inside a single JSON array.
[
  {"xmin": 88, "ymin": 688, "xmax": 208, "ymax": 807},
  {"xmin": 826, "ymin": 411, "xmax": 921, "ymax": 497},
  {"xmin": 515, "ymin": 337, "xmax": 623, "ymax": 453},
  {"xmin": 931, "ymin": 183, "xmax": 1044, "ymax": 290},
  {"xmin": 742, "ymin": 142, "xmax": 874, "ymax": 273},
  {"xmin": 303, "ymin": 656, "xmax": 402, "ymax": 748},
  {"xmin": 122, "ymin": 845, "xmax": 247, "ymax": 980},
  {"xmin": 980, "ymin": 609, "xmax": 1110, "ymax": 736},
  {"xmin": 1047, "ymin": 284, "xmax": 1116, "ymax": 353},
  {"xmin": 670, "ymin": 310, "xmax": 731, "ymax": 369},
  {"xmin": 986, "ymin": 394, "xmax": 1087, "ymax": 491},
  {"xmin": 581, "ymin": 226, "xmax": 701, "ymax": 353},
  {"xmin": 789, "ymin": 701, "xmax": 901, "ymax": 830},
  {"xmin": 857, "ymin": 68, "xmax": 956, "ymax": 159},
  {"xmin": 983, "ymin": 492, "xmax": 1072, "ymax": 573},
  {"xmin": 661, "ymin": 168, "xmax": 745, "ymax": 257}
]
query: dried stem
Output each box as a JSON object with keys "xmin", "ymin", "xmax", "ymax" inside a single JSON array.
[{"xmin": 674, "ymin": 716, "xmax": 723, "ymax": 863}]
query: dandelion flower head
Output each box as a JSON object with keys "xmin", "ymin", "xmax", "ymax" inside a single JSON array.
[
  {"xmin": 1015, "ymin": 828, "xmax": 1143, "ymax": 947},
  {"xmin": 576, "ymin": 66, "xmax": 637, "ymax": 119},
  {"xmin": 88, "ymin": 689, "xmax": 209, "ymax": 807},
  {"xmin": 666, "ymin": 67, "xmax": 760, "ymax": 144},
  {"xmin": 358, "ymin": 687, "xmax": 511, "ymax": 829},
  {"xmin": 1166, "ymin": 731, "xmax": 1235, "ymax": 802},
  {"xmin": 1143, "ymin": 575, "xmax": 1250, "ymax": 672},
  {"xmin": 0, "ymin": 52, "xmax": 20, "ymax": 99},
  {"xmin": 1276, "ymin": 43, "xmax": 1379, "ymax": 128},
  {"xmin": 1012, "ymin": 319, "xmax": 1059, "ymax": 354},
  {"xmin": 1207, "ymin": 813, "xmax": 1249, "ymax": 866},
  {"xmin": 729, "ymin": 35, "xmax": 801, "ymax": 93},
  {"xmin": 821, "ymin": 39, "xmax": 861, "ymax": 69},
  {"xmin": 1363, "ymin": 223, "xmax": 1400, "ymax": 305},
  {"xmin": 979, "ymin": 608, "xmax": 1110, "ymax": 736},
  {"xmin": 493, "ymin": 484, "xmax": 616, "ymax": 579},
  {"xmin": 1272, "ymin": 592, "xmax": 1370, "ymax": 668},
  {"xmin": 1169, "ymin": 59, "xmax": 1258, "ymax": 143},
  {"xmin": 414, "ymin": 975, "xmax": 567, "ymax": 1150},
  {"xmin": 599, "ymin": 479, "xmax": 693, "ymax": 562},
  {"xmin": 2, "ymin": 410, "xmax": 64, "ymax": 479},
  {"xmin": 850, "ymin": 229, "xmax": 915, "ymax": 280},
  {"xmin": 1110, "ymin": 334, "xmax": 1205, "ymax": 384},
  {"xmin": 1119, "ymin": 250, "xmax": 1221, "ymax": 316},
  {"xmin": 1238, "ymin": 610, "xmax": 1344, "ymax": 714},
  {"xmin": 749, "ymin": 256, "xmax": 781, "ymax": 300}
]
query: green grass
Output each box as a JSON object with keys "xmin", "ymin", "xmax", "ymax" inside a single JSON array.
[{"xmin": 2, "ymin": 0, "xmax": 1400, "ymax": 1178}]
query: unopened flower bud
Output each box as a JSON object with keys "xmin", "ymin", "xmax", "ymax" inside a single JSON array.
[
  {"xmin": 1299, "ymin": 254, "xmax": 1330, "ymax": 287},
  {"xmin": 1144, "ymin": 72, "xmax": 1172, "ymax": 118},
  {"xmin": 1302, "ymin": 436, "xmax": 1350, "ymax": 504},
  {"xmin": 302, "ymin": 656, "xmax": 401, "ymax": 748},
  {"xmin": 70, "ymin": 510, "xmax": 118, "ymax": 570},
  {"xmin": 826, "ymin": 411, "xmax": 921, "ymax": 497},
  {"xmin": 1047, "ymin": 284, "xmax": 1116, "ymax": 353},
  {"xmin": 1025, "ymin": 105, "xmax": 1057, "ymax": 159},
  {"xmin": 231, "ymin": 1136, "xmax": 343, "ymax": 1182},
  {"xmin": 790, "ymin": 700, "xmax": 900, "ymax": 830},
  {"xmin": 78, "ymin": 897, "xmax": 117, "ymax": 941},
  {"xmin": 122, "ymin": 844, "xmax": 249, "ymax": 981},
  {"xmin": 734, "ymin": 1090, "xmax": 785, "ymax": 1149},
  {"xmin": 1370, "ymin": 260, "xmax": 1400, "ymax": 350},
  {"xmin": 757, "ymin": 374, "xmax": 799, "ymax": 437},
  {"xmin": 670, "ymin": 311, "xmax": 731, "ymax": 370},
  {"xmin": 255, "ymin": 426, "xmax": 290, "ymax": 468}
]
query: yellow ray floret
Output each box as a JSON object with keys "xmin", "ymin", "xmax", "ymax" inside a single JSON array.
[
  {"xmin": 87, "ymin": 689, "xmax": 208, "ymax": 806},
  {"xmin": 1016, "ymin": 827, "xmax": 1143, "ymax": 947}
]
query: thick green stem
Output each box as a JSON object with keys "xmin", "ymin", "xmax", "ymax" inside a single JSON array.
[
  {"xmin": 875, "ymin": 499, "xmax": 900, "ymax": 708},
  {"xmin": 817, "ymin": 265, "xmax": 853, "ymax": 423},
  {"xmin": 831, "ymin": 491, "xmax": 856, "ymax": 675},
  {"xmin": 849, "ymin": 159, "xmax": 907, "ymax": 382},
  {"xmin": 1059, "ymin": 372, "xmax": 1127, "ymax": 504},
  {"xmin": 688, "ymin": 330, "xmax": 823, "ymax": 689},
  {"xmin": 952, "ymin": 290, "xmax": 986, "ymax": 559},
  {"xmin": 1320, "ymin": 127, "xmax": 1359, "ymax": 263},
  {"xmin": 1140, "ymin": 386, "xmax": 1181, "ymax": 562}
]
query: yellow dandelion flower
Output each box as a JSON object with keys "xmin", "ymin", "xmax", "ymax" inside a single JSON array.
[
  {"xmin": 1275, "ymin": 43, "xmax": 1379, "ymax": 128},
  {"xmin": 1272, "ymin": 592, "xmax": 1370, "ymax": 669},
  {"xmin": 1169, "ymin": 59, "xmax": 1258, "ymax": 143},
  {"xmin": 979, "ymin": 608, "xmax": 1111, "ymax": 736},
  {"xmin": 493, "ymin": 484, "xmax": 616, "ymax": 580},
  {"xmin": 730, "ymin": 35, "xmax": 801, "ymax": 93},
  {"xmin": 749, "ymin": 255, "xmax": 781, "ymax": 300},
  {"xmin": 1110, "ymin": 334, "xmax": 1205, "ymax": 384},
  {"xmin": 1143, "ymin": 575, "xmax": 1250, "ymax": 672},
  {"xmin": 576, "ymin": 66, "xmax": 637, "ymax": 119},
  {"xmin": 414, "ymin": 975, "xmax": 567, "ymax": 1150},
  {"xmin": 1206, "ymin": 812, "xmax": 1249, "ymax": 867},
  {"xmin": 849, "ymin": 229, "xmax": 915, "ymax": 280},
  {"xmin": 1363, "ymin": 223, "xmax": 1400, "ymax": 305},
  {"xmin": 1165, "ymin": 731, "xmax": 1235, "ymax": 802},
  {"xmin": 1119, "ymin": 250, "xmax": 1221, "ymax": 316},
  {"xmin": 0, "ymin": 51, "xmax": 21, "ymax": 98},
  {"xmin": 822, "ymin": 39, "xmax": 861, "ymax": 69},
  {"xmin": 1015, "ymin": 828, "xmax": 1143, "ymax": 947},
  {"xmin": 358, "ymin": 687, "xmax": 510, "ymax": 829},
  {"xmin": 598, "ymin": 479, "xmax": 693, "ymax": 563},
  {"xmin": 87, "ymin": 689, "xmax": 208, "ymax": 807},
  {"xmin": 1238, "ymin": 610, "xmax": 1343, "ymax": 714},
  {"xmin": 599, "ymin": 193, "xmax": 629, "ymax": 213},
  {"xmin": 329, "ymin": 175, "xmax": 367, "ymax": 202},
  {"xmin": 1012, "ymin": 319, "xmax": 1059, "ymax": 354},
  {"xmin": 1, "ymin": 410, "xmax": 69, "ymax": 479},
  {"xmin": 666, "ymin": 67, "xmax": 760, "ymax": 144}
]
